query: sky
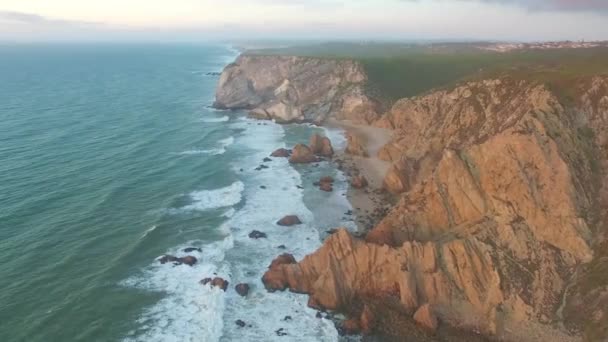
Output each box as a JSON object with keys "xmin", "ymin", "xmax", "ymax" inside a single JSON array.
[{"xmin": 1, "ymin": 0, "xmax": 608, "ymax": 42}]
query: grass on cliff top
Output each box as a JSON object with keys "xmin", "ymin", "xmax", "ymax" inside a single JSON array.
[{"xmin": 246, "ymin": 42, "xmax": 608, "ymax": 104}]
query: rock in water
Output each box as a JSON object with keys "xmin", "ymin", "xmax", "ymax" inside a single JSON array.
[
  {"xmin": 262, "ymin": 253, "xmax": 297, "ymax": 292},
  {"xmin": 249, "ymin": 230, "xmax": 267, "ymax": 239},
  {"xmin": 413, "ymin": 304, "xmax": 438, "ymax": 331},
  {"xmin": 271, "ymin": 148, "xmax": 291, "ymax": 158},
  {"xmin": 289, "ymin": 144, "xmax": 318, "ymax": 164},
  {"xmin": 235, "ymin": 320, "xmax": 246, "ymax": 328},
  {"xmin": 158, "ymin": 255, "xmax": 178, "ymax": 264},
  {"xmin": 277, "ymin": 215, "xmax": 302, "ymax": 226},
  {"xmin": 309, "ymin": 134, "xmax": 334, "ymax": 157},
  {"xmin": 201, "ymin": 277, "xmax": 229, "ymax": 291},
  {"xmin": 235, "ymin": 283, "xmax": 250, "ymax": 297},
  {"xmin": 182, "ymin": 247, "xmax": 202, "ymax": 253},
  {"xmin": 319, "ymin": 182, "xmax": 333, "ymax": 192},
  {"xmin": 178, "ymin": 256, "xmax": 198, "ymax": 266},
  {"xmin": 158, "ymin": 255, "xmax": 197, "ymax": 266}
]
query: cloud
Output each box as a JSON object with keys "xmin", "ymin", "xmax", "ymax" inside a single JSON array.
[
  {"xmin": 0, "ymin": 10, "xmax": 103, "ymax": 27},
  {"xmin": 404, "ymin": 0, "xmax": 608, "ymax": 12}
]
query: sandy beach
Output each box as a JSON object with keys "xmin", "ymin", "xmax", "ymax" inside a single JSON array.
[{"xmin": 327, "ymin": 119, "xmax": 395, "ymax": 233}]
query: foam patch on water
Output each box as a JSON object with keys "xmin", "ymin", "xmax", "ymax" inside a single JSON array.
[
  {"xmin": 177, "ymin": 136, "xmax": 235, "ymax": 156},
  {"xmin": 122, "ymin": 236, "xmax": 234, "ymax": 342},
  {"xmin": 182, "ymin": 181, "xmax": 244, "ymax": 212},
  {"xmin": 200, "ymin": 115, "xmax": 229, "ymax": 123},
  {"xmin": 125, "ymin": 117, "xmax": 342, "ymax": 341}
]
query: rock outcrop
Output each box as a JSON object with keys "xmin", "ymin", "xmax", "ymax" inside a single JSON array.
[
  {"xmin": 310, "ymin": 134, "xmax": 334, "ymax": 157},
  {"xmin": 262, "ymin": 76, "xmax": 608, "ymax": 341},
  {"xmin": 277, "ymin": 215, "xmax": 302, "ymax": 226},
  {"xmin": 289, "ymin": 144, "xmax": 318, "ymax": 164},
  {"xmin": 345, "ymin": 132, "xmax": 368, "ymax": 157},
  {"xmin": 214, "ymin": 55, "xmax": 380, "ymax": 124}
]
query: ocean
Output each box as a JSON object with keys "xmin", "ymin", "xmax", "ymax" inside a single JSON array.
[{"xmin": 0, "ymin": 43, "xmax": 355, "ymax": 341}]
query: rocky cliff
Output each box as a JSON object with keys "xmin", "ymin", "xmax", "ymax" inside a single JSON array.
[
  {"xmin": 261, "ymin": 74, "xmax": 608, "ymax": 341},
  {"xmin": 214, "ymin": 55, "xmax": 380, "ymax": 124}
]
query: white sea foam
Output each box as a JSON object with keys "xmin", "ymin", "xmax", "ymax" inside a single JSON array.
[
  {"xmin": 177, "ymin": 135, "xmax": 235, "ymax": 156},
  {"xmin": 181, "ymin": 181, "xmax": 244, "ymax": 212},
  {"xmin": 200, "ymin": 115, "xmax": 229, "ymax": 123},
  {"xmin": 122, "ymin": 236, "xmax": 234, "ymax": 342}
]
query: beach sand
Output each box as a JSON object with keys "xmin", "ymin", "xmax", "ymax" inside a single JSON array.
[{"xmin": 327, "ymin": 119, "xmax": 395, "ymax": 233}]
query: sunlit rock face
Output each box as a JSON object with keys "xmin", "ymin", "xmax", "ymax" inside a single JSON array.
[{"xmin": 215, "ymin": 55, "xmax": 380, "ymax": 124}]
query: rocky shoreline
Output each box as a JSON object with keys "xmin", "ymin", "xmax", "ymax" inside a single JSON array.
[{"xmin": 211, "ymin": 53, "xmax": 608, "ymax": 341}]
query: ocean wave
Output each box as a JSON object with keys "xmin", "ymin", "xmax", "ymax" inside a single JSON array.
[
  {"xmin": 177, "ymin": 135, "xmax": 235, "ymax": 157},
  {"xmin": 126, "ymin": 117, "xmax": 341, "ymax": 341},
  {"xmin": 200, "ymin": 115, "xmax": 229, "ymax": 123},
  {"xmin": 121, "ymin": 237, "xmax": 233, "ymax": 342},
  {"xmin": 181, "ymin": 181, "xmax": 244, "ymax": 212}
]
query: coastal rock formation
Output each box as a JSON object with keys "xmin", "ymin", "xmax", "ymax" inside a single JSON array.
[
  {"xmin": 413, "ymin": 304, "xmax": 438, "ymax": 331},
  {"xmin": 249, "ymin": 230, "xmax": 267, "ymax": 239},
  {"xmin": 289, "ymin": 144, "xmax": 318, "ymax": 164},
  {"xmin": 263, "ymin": 76, "xmax": 608, "ymax": 341},
  {"xmin": 277, "ymin": 215, "xmax": 302, "ymax": 226},
  {"xmin": 214, "ymin": 55, "xmax": 379, "ymax": 124},
  {"xmin": 158, "ymin": 255, "xmax": 198, "ymax": 266},
  {"xmin": 200, "ymin": 277, "xmax": 230, "ymax": 291},
  {"xmin": 271, "ymin": 148, "xmax": 291, "ymax": 158},
  {"xmin": 310, "ymin": 134, "xmax": 334, "ymax": 157},
  {"xmin": 345, "ymin": 132, "xmax": 368, "ymax": 157},
  {"xmin": 235, "ymin": 283, "xmax": 250, "ymax": 297}
]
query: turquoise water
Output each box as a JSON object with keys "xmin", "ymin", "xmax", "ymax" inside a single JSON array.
[{"xmin": 0, "ymin": 44, "xmax": 354, "ymax": 341}]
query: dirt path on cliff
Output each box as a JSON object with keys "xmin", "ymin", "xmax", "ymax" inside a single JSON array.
[{"xmin": 327, "ymin": 119, "xmax": 393, "ymax": 232}]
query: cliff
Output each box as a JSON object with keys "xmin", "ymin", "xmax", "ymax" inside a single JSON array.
[
  {"xmin": 214, "ymin": 55, "xmax": 380, "ymax": 124},
  {"xmin": 259, "ymin": 72, "xmax": 608, "ymax": 340}
]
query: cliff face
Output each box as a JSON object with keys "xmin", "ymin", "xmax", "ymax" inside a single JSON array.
[
  {"xmin": 262, "ymin": 75, "xmax": 608, "ymax": 340},
  {"xmin": 214, "ymin": 55, "xmax": 380, "ymax": 124}
]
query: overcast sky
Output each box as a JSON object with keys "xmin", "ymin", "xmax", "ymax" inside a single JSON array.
[{"xmin": 1, "ymin": 0, "xmax": 607, "ymax": 42}]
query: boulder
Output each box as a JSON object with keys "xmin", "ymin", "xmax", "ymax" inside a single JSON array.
[
  {"xmin": 271, "ymin": 148, "xmax": 291, "ymax": 158},
  {"xmin": 201, "ymin": 277, "xmax": 228, "ymax": 291},
  {"xmin": 158, "ymin": 255, "xmax": 197, "ymax": 266},
  {"xmin": 269, "ymin": 254, "xmax": 297, "ymax": 269},
  {"xmin": 277, "ymin": 215, "xmax": 302, "ymax": 226},
  {"xmin": 345, "ymin": 132, "xmax": 368, "ymax": 157},
  {"xmin": 310, "ymin": 134, "xmax": 334, "ymax": 157},
  {"xmin": 249, "ymin": 230, "xmax": 267, "ymax": 239},
  {"xmin": 413, "ymin": 304, "xmax": 438, "ymax": 331},
  {"xmin": 263, "ymin": 157, "xmax": 272, "ymax": 162},
  {"xmin": 289, "ymin": 144, "xmax": 318, "ymax": 164},
  {"xmin": 235, "ymin": 283, "xmax": 250, "ymax": 297},
  {"xmin": 262, "ymin": 254, "xmax": 297, "ymax": 292},
  {"xmin": 351, "ymin": 175, "xmax": 368, "ymax": 189},
  {"xmin": 235, "ymin": 320, "xmax": 246, "ymax": 328},
  {"xmin": 179, "ymin": 256, "xmax": 198, "ymax": 266},
  {"xmin": 158, "ymin": 255, "xmax": 179, "ymax": 264},
  {"xmin": 205, "ymin": 277, "xmax": 229, "ymax": 291},
  {"xmin": 319, "ymin": 182, "xmax": 333, "ymax": 192}
]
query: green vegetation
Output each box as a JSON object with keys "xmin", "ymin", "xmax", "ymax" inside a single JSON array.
[{"xmin": 247, "ymin": 42, "xmax": 608, "ymax": 104}]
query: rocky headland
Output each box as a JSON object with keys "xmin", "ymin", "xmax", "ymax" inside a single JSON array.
[{"xmin": 215, "ymin": 53, "xmax": 608, "ymax": 341}]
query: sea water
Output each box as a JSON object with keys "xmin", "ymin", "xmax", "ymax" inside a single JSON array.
[{"xmin": 0, "ymin": 43, "xmax": 355, "ymax": 341}]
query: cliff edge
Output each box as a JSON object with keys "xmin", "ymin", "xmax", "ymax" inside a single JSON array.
[{"xmin": 214, "ymin": 55, "xmax": 380, "ymax": 124}]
